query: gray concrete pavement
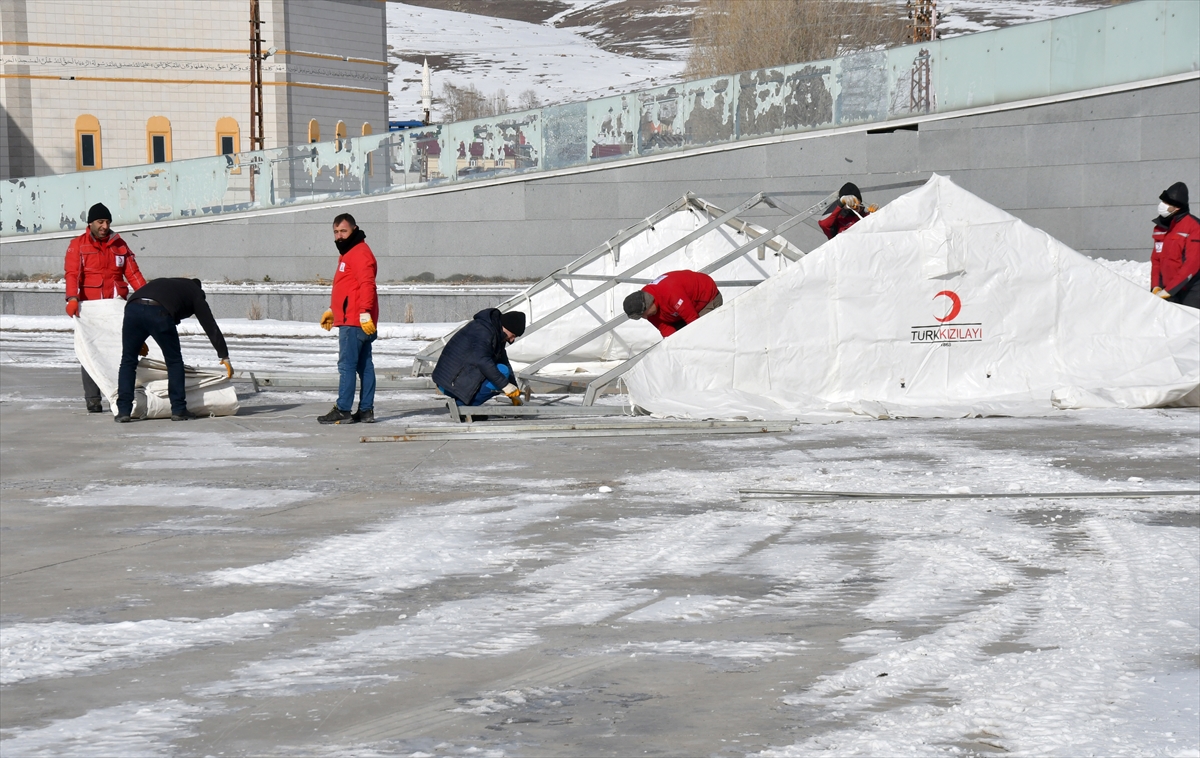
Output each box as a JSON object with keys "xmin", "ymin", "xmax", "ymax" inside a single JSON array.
[{"xmin": 1, "ymin": 362, "xmax": 1197, "ymax": 756}]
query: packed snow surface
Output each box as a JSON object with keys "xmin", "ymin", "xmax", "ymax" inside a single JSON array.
[{"xmin": 1, "ymin": 320, "xmax": 1195, "ymax": 756}]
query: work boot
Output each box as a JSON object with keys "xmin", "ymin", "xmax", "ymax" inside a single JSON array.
[
  {"xmin": 114, "ymin": 414, "xmax": 133, "ymax": 423},
  {"xmin": 87, "ymin": 400, "xmax": 104, "ymax": 413},
  {"xmin": 318, "ymin": 406, "xmax": 356, "ymax": 425},
  {"xmin": 352, "ymin": 408, "xmax": 375, "ymax": 424},
  {"xmin": 172, "ymin": 409, "xmax": 198, "ymax": 421}
]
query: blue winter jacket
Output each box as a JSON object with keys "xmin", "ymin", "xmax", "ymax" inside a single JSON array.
[{"xmin": 432, "ymin": 308, "xmax": 514, "ymax": 404}]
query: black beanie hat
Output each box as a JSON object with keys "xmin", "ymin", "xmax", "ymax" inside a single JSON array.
[
  {"xmin": 838, "ymin": 182, "xmax": 862, "ymax": 202},
  {"xmin": 501, "ymin": 310, "xmax": 526, "ymax": 336},
  {"xmin": 87, "ymin": 202, "xmax": 112, "ymax": 223},
  {"xmin": 1160, "ymin": 182, "xmax": 1189, "ymax": 210}
]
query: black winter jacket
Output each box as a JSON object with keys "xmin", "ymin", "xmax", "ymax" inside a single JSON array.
[
  {"xmin": 128, "ymin": 278, "xmax": 229, "ymax": 360},
  {"xmin": 432, "ymin": 308, "xmax": 513, "ymax": 404}
]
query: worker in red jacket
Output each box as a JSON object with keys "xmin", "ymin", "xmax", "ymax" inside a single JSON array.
[
  {"xmin": 1150, "ymin": 182, "xmax": 1200, "ymax": 309},
  {"xmin": 64, "ymin": 202, "xmax": 147, "ymax": 412},
  {"xmin": 818, "ymin": 182, "xmax": 877, "ymax": 240},
  {"xmin": 623, "ymin": 270, "xmax": 722, "ymax": 338},
  {"xmin": 317, "ymin": 212, "xmax": 379, "ymax": 424}
]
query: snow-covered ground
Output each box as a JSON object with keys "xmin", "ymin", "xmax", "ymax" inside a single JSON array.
[
  {"xmin": 1, "ymin": 281, "xmax": 1195, "ymax": 756},
  {"xmin": 1, "ymin": 393, "xmax": 1196, "ymax": 753}
]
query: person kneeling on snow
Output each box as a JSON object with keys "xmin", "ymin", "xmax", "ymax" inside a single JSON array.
[
  {"xmin": 623, "ymin": 270, "xmax": 722, "ymax": 338},
  {"xmin": 819, "ymin": 182, "xmax": 878, "ymax": 239},
  {"xmin": 1150, "ymin": 181, "xmax": 1200, "ymax": 309},
  {"xmin": 433, "ymin": 308, "xmax": 527, "ymax": 407},
  {"xmin": 115, "ymin": 278, "xmax": 232, "ymax": 423}
]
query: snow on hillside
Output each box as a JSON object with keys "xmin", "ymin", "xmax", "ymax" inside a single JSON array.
[
  {"xmin": 386, "ymin": 0, "xmax": 1126, "ymax": 121},
  {"xmin": 386, "ymin": 2, "xmax": 686, "ymax": 121}
]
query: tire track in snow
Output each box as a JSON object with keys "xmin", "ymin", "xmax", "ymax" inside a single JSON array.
[
  {"xmin": 0, "ymin": 611, "xmax": 291, "ymax": 685},
  {"xmin": 763, "ymin": 517, "xmax": 1200, "ymax": 756},
  {"xmin": 193, "ymin": 509, "xmax": 791, "ymax": 698}
]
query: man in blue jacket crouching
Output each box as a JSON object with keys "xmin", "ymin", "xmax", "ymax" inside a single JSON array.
[{"xmin": 433, "ymin": 308, "xmax": 527, "ymax": 407}]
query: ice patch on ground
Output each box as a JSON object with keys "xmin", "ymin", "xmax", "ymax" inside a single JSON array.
[
  {"xmin": 197, "ymin": 509, "xmax": 791, "ymax": 697},
  {"xmin": 208, "ymin": 495, "xmax": 569, "ymax": 591},
  {"xmin": 766, "ymin": 519, "xmax": 1200, "ymax": 756},
  {"xmin": 44, "ymin": 484, "xmax": 315, "ymax": 511},
  {"xmin": 0, "ymin": 700, "xmax": 206, "ymax": 757},
  {"xmin": 609, "ymin": 638, "xmax": 808, "ymax": 663},
  {"xmin": 0, "ymin": 610, "xmax": 291, "ymax": 684},
  {"xmin": 619, "ymin": 594, "xmax": 744, "ymax": 622},
  {"xmin": 121, "ymin": 432, "xmax": 311, "ymax": 470}
]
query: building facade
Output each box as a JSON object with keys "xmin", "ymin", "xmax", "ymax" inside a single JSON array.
[{"xmin": 0, "ymin": 0, "xmax": 388, "ymax": 180}]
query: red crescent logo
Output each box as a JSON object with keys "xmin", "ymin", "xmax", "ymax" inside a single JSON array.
[{"xmin": 933, "ymin": 290, "xmax": 961, "ymax": 323}]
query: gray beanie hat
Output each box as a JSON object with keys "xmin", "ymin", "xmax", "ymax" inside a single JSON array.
[{"xmin": 623, "ymin": 291, "xmax": 653, "ymax": 319}]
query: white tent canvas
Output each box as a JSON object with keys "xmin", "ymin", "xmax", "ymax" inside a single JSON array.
[
  {"xmin": 504, "ymin": 203, "xmax": 797, "ymax": 375},
  {"xmin": 74, "ymin": 298, "xmax": 240, "ymax": 419},
  {"xmin": 625, "ymin": 175, "xmax": 1200, "ymax": 420}
]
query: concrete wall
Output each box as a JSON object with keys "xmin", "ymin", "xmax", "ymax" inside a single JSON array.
[
  {"xmin": 0, "ymin": 287, "xmax": 519, "ymax": 323},
  {"xmin": 2, "ymin": 79, "xmax": 1197, "ymax": 284}
]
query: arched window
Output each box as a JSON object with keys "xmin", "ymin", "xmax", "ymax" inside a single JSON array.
[
  {"xmin": 335, "ymin": 121, "xmax": 347, "ymax": 176},
  {"xmin": 146, "ymin": 116, "xmax": 172, "ymax": 164},
  {"xmin": 75, "ymin": 114, "xmax": 102, "ymax": 171},
  {"xmin": 308, "ymin": 119, "xmax": 320, "ymax": 143},
  {"xmin": 361, "ymin": 122, "xmax": 373, "ymax": 176},
  {"xmin": 216, "ymin": 117, "xmax": 240, "ymax": 156}
]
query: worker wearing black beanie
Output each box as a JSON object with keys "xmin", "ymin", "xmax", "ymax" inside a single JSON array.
[
  {"xmin": 64, "ymin": 199, "xmax": 148, "ymax": 412},
  {"xmin": 87, "ymin": 202, "xmax": 112, "ymax": 224},
  {"xmin": 1150, "ymin": 181, "xmax": 1200, "ymax": 309}
]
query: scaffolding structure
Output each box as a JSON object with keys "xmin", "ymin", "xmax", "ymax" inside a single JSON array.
[{"xmin": 411, "ymin": 191, "xmax": 837, "ymax": 408}]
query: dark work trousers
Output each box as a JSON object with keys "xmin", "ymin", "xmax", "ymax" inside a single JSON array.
[
  {"xmin": 80, "ymin": 366, "xmax": 102, "ymax": 403},
  {"xmin": 117, "ymin": 302, "xmax": 186, "ymax": 416},
  {"xmin": 1176, "ymin": 282, "xmax": 1200, "ymax": 310}
]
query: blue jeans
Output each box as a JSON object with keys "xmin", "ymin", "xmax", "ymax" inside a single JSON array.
[
  {"xmin": 118, "ymin": 302, "xmax": 185, "ymax": 416},
  {"xmin": 337, "ymin": 325, "xmax": 376, "ymax": 412}
]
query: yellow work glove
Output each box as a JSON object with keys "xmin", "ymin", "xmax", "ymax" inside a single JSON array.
[
  {"xmin": 319, "ymin": 309, "xmax": 334, "ymax": 331},
  {"xmin": 840, "ymin": 195, "xmax": 861, "ymax": 211},
  {"xmin": 502, "ymin": 383, "xmax": 522, "ymax": 406},
  {"xmin": 359, "ymin": 313, "xmax": 377, "ymax": 335},
  {"xmin": 138, "ymin": 342, "xmax": 149, "ymax": 357},
  {"xmin": 1152, "ymin": 287, "xmax": 1171, "ymax": 299},
  {"xmin": 866, "ymin": 204, "xmax": 879, "ymax": 213},
  {"xmin": 220, "ymin": 358, "xmax": 233, "ymax": 379}
]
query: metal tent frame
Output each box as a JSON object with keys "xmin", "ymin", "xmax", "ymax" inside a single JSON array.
[{"xmin": 411, "ymin": 190, "xmax": 835, "ymax": 404}]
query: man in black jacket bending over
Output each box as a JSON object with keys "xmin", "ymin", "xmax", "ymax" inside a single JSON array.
[
  {"xmin": 115, "ymin": 278, "xmax": 233, "ymax": 422},
  {"xmin": 433, "ymin": 308, "xmax": 526, "ymax": 406}
]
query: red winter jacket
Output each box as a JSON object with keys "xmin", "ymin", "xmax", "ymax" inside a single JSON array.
[
  {"xmin": 330, "ymin": 236, "xmax": 379, "ymax": 327},
  {"xmin": 1151, "ymin": 212, "xmax": 1200, "ymax": 295},
  {"xmin": 642, "ymin": 270, "xmax": 720, "ymax": 338},
  {"xmin": 818, "ymin": 206, "xmax": 870, "ymax": 240},
  {"xmin": 64, "ymin": 230, "xmax": 146, "ymax": 301}
]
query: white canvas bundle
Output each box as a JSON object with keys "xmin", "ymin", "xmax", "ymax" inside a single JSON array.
[
  {"xmin": 625, "ymin": 175, "xmax": 1200, "ymax": 420},
  {"xmin": 73, "ymin": 298, "xmax": 240, "ymax": 419},
  {"xmin": 505, "ymin": 207, "xmax": 791, "ymax": 373}
]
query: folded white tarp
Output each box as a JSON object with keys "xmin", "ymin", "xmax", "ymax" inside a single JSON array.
[
  {"xmin": 73, "ymin": 298, "xmax": 240, "ymax": 418},
  {"xmin": 505, "ymin": 206, "xmax": 795, "ymax": 372},
  {"xmin": 625, "ymin": 175, "xmax": 1200, "ymax": 420}
]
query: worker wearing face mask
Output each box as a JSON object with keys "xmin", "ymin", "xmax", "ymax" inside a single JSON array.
[{"xmin": 1150, "ymin": 182, "xmax": 1200, "ymax": 309}]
